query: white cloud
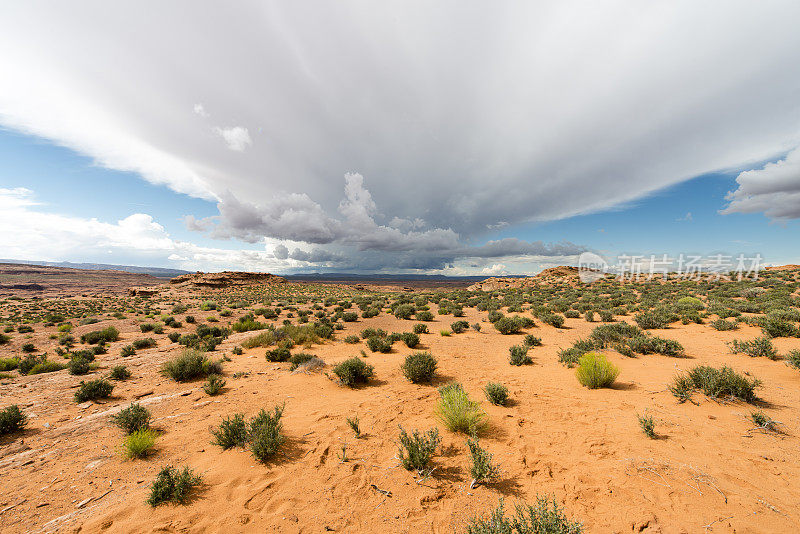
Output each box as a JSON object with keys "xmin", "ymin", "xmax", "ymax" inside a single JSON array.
[
  {"xmin": 721, "ymin": 146, "xmax": 800, "ymax": 220},
  {"xmin": 481, "ymin": 264, "xmax": 508, "ymax": 275},
  {"xmin": 193, "ymin": 103, "xmax": 209, "ymax": 118},
  {"xmin": 214, "ymin": 126, "xmax": 252, "ymax": 152},
  {"xmin": 676, "ymin": 212, "xmax": 693, "ymax": 222}
]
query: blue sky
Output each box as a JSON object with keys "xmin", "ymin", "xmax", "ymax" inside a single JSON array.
[
  {"xmin": 2, "ymin": 126, "xmax": 797, "ymax": 273},
  {"xmin": 1, "ymin": 3, "xmax": 798, "ymax": 274}
]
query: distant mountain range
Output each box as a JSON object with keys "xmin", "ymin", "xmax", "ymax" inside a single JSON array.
[
  {"xmin": 0, "ymin": 259, "xmax": 531, "ymax": 281},
  {"xmin": 0, "ymin": 259, "xmax": 191, "ymax": 279}
]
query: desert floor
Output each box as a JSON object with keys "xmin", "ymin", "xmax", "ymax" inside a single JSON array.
[{"xmin": 1, "ymin": 287, "xmax": 799, "ymax": 533}]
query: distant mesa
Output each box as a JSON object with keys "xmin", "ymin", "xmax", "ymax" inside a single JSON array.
[
  {"xmin": 169, "ymin": 271, "xmax": 286, "ymax": 289},
  {"xmin": 467, "ymin": 266, "xmax": 583, "ymax": 291}
]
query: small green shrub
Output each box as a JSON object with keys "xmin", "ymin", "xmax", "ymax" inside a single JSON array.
[
  {"xmin": 366, "ymin": 336, "xmax": 392, "ymax": 353},
  {"xmin": 266, "ymin": 347, "xmax": 291, "ymax": 362},
  {"xmin": 638, "ymin": 411, "xmax": 656, "ymax": 439},
  {"xmin": 211, "ymin": 413, "xmax": 248, "ymax": 449},
  {"xmin": 111, "ymin": 403, "xmax": 151, "ymax": 434},
  {"xmin": 465, "ymin": 496, "xmax": 583, "ymax": 534},
  {"xmin": 400, "ymin": 332, "xmax": 420, "ymax": 348},
  {"xmin": 450, "ymin": 320, "xmax": 469, "ymax": 334},
  {"xmin": 398, "ymin": 426, "xmax": 440, "ymax": 472},
  {"xmin": 75, "ymin": 379, "xmax": 114, "ymax": 402},
  {"xmin": 343, "ymin": 334, "xmax": 360, "ymax": 344},
  {"xmin": 160, "ymin": 349, "xmax": 221, "ymax": 381},
  {"xmin": 0, "ymin": 405, "xmax": 27, "ymax": 435},
  {"xmin": 332, "ymin": 357, "xmax": 374, "ymax": 387},
  {"xmin": 710, "ymin": 319, "xmax": 738, "ymax": 331},
  {"xmin": 250, "ymin": 405, "xmax": 285, "ymax": 462},
  {"xmin": 493, "ymin": 316, "xmax": 521, "ymax": 335},
  {"xmin": 68, "ymin": 356, "xmax": 92, "ymax": 375},
  {"xmin": 670, "ymin": 365, "xmax": 761, "ymax": 403},
  {"xmin": 523, "ymin": 334, "xmax": 542, "ymax": 347},
  {"xmin": 467, "ymin": 438, "xmax": 500, "ymax": 488},
  {"xmin": 110, "ymin": 365, "xmax": 131, "ymax": 380},
  {"xmin": 288, "ymin": 352, "xmax": 315, "ymax": 371},
  {"xmin": 728, "ymin": 337, "xmax": 779, "ymax": 360},
  {"xmin": 204, "ymin": 374, "xmax": 226, "ymax": 395},
  {"xmin": 147, "ymin": 466, "xmax": 202, "ymax": 507},
  {"xmin": 80, "ymin": 326, "xmax": 119, "ymax": 344},
  {"xmin": 413, "ymin": 323, "xmax": 429, "ymax": 334},
  {"xmin": 394, "ymin": 304, "xmax": 416, "ymax": 319},
  {"xmin": 509, "ymin": 344, "xmax": 532, "ymax": 366},
  {"xmin": 575, "ymin": 352, "xmax": 619, "ymax": 389},
  {"xmin": 415, "ymin": 310, "xmax": 434, "ymax": 321},
  {"xmin": 483, "ymin": 382, "xmax": 509, "ymax": 406},
  {"xmin": 401, "ymin": 351, "xmax": 437, "ymax": 383},
  {"xmin": 787, "ymin": 349, "xmax": 800, "ymax": 371},
  {"xmin": 133, "ymin": 337, "xmax": 157, "ymax": 350},
  {"xmin": 541, "ymin": 313, "xmax": 565, "ymax": 328}
]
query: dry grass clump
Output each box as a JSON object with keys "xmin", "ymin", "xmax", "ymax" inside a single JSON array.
[
  {"xmin": 123, "ymin": 429, "xmax": 158, "ymax": 459},
  {"xmin": 575, "ymin": 352, "xmax": 619, "ymax": 389},
  {"xmin": 435, "ymin": 383, "xmax": 487, "ymax": 435}
]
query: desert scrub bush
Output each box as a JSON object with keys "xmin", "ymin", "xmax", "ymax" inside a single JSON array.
[
  {"xmin": 450, "ymin": 320, "xmax": 469, "ymax": 334},
  {"xmin": 250, "ymin": 405, "xmax": 285, "ymax": 462},
  {"xmin": 677, "ymin": 296, "xmax": 705, "ymax": 310},
  {"xmin": 332, "ymin": 357, "xmax": 374, "ymax": 387},
  {"xmin": 0, "ymin": 357, "xmax": 18, "ymax": 372},
  {"xmin": 211, "ymin": 413, "xmax": 248, "ymax": 449},
  {"xmin": 123, "ymin": 429, "xmax": 158, "ymax": 459},
  {"xmin": 398, "ymin": 426, "xmax": 440, "ymax": 473},
  {"xmin": 75, "ymin": 379, "xmax": 114, "ymax": 402},
  {"xmin": 465, "ymin": 496, "xmax": 583, "ymax": 534},
  {"xmin": 21, "ymin": 343, "xmax": 36, "ymax": 353},
  {"xmin": 761, "ymin": 315, "xmax": 797, "ymax": 338},
  {"xmin": 413, "ymin": 323, "xmax": 429, "ymax": 334},
  {"xmin": 633, "ymin": 308, "xmax": 675, "ymax": 329},
  {"xmin": 266, "ymin": 346, "xmax": 291, "ymax": 362},
  {"xmin": 415, "ymin": 310, "xmax": 434, "ymax": 321},
  {"xmin": 523, "ymin": 334, "xmax": 542, "ymax": 347},
  {"xmin": 110, "ymin": 365, "xmax": 131, "ymax": 380},
  {"xmin": 575, "ymin": 352, "xmax": 619, "ymax": 389},
  {"xmin": 749, "ymin": 410, "xmax": 781, "ymax": 432},
  {"xmin": 484, "ymin": 382, "xmax": 509, "ymax": 406},
  {"xmin": 509, "ymin": 344, "xmax": 532, "ymax": 366},
  {"xmin": 394, "ymin": 304, "xmax": 416, "ymax": 319},
  {"xmin": 132, "ymin": 337, "xmax": 157, "ymax": 350},
  {"xmin": 286, "ymin": 352, "xmax": 314, "ymax": 371},
  {"xmin": 541, "ymin": 313, "xmax": 565, "ymax": 328},
  {"xmin": 467, "ymin": 438, "xmax": 501, "ymax": 488},
  {"xmin": 241, "ymin": 330, "xmax": 276, "ymax": 350},
  {"xmin": 399, "ymin": 332, "xmax": 420, "ymax": 348},
  {"xmin": 80, "ymin": 326, "xmax": 119, "ymax": 344},
  {"xmin": 638, "ymin": 411, "xmax": 656, "ymax": 439},
  {"xmin": 366, "ymin": 336, "xmax": 392, "ymax": 353},
  {"xmin": 26, "ymin": 358, "xmax": 66, "ymax": 375},
  {"xmin": 231, "ymin": 316, "xmax": 268, "ymax": 333},
  {"xmin": 670, "ymin": 365, "xmax": 761, "ymax": 403},
  {"xmin": 160, "ymin": 349, "xmax": 221, "ymax": 381},
  {"xmin": 435, "ymin": 383, "xmax": 487, "ymax": 435},
  {"xmin": 728, "ymin": 337, "xmax": 779, "ymax": 360},
  {"xmin": 401, "ymin": 351, "xmax": 437, "ymax": 383},
  {"xmin": 120, "ymin": 345, "xmax": 136, "ymax": 357},
  {"xmin": 204, "ymin": 374, "xmax": 226, "ymax": 395},
  {"xmin": 0, "ymin": 405, "xmax": 27, "ymax": 435},
  {"xmin": 341, "ymin": 312, "xmax": 358, "ymax": 322},
  {"xmin": 564, "ymin": 309, "xmax": 580, "ymax": 319},
  {"xmin": 788, "ymin": 349, "xmax": 800, "ymax": 371},
  {"xmin": 360, "ymin": 327, "xmax": 387, "ymax": 339},
  {"xmin": 710, "ymin": 318, "xmax": 739, "ymax": 331},
  {"xmin": 589, "ymin": 322, "xmax": 643, "ymax": 347},
  {"xmin": 147, "ymin": 466, "xmax": 202, "ymax": 507},
  {"xmin": 68, "ymin": 356, "xmax": 92, "ymax": 375},
  {"xmin": 111, "ymin": 403, "xmax": 151, "ymax": 434},
  {"xmin": 493, "ymin": 316, "xmax": 521, "ymax": 335},
  {"xmin": 343, "ymin": 334, "xmax": 360, "ymax": 344}
]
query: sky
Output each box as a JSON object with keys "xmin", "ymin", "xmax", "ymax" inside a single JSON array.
[{"xmin": 1, "ymin": 1, "xmax": 799, "ymax": 275}]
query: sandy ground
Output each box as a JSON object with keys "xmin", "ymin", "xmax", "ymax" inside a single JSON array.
[{"xmin": 1, "ymin": 298, "xmax": 800, "ymax": 533}]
